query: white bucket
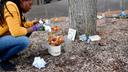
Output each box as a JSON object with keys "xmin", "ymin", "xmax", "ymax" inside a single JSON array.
[{"xmin": 48, "ymin": 45, "xmax": 61, "ymax": 56}]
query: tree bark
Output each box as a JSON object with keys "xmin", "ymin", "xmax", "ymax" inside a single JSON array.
[{"xmin": 68, "ymin": 0, "xmax": 97, "ymax": 36}]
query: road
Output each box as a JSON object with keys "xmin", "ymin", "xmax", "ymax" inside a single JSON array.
[
  {"xmin": 25, "ymin": 0, "xmax": 68, "ymax": 20},
  {"xmin": 25, "ymin": 0, "xmax": 128, "ymax": 20}
]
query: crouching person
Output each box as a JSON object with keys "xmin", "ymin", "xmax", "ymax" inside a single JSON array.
[{"xmin": 0, "ymin": 0, "xmax": 44, "ymax": 71}]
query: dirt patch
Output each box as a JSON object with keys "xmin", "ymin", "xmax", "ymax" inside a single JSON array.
[{"xmin": 2, "ymin": 17, "xmax": 128, "ymax": 72}]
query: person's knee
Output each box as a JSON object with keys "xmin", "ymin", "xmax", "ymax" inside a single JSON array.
[{"xmin": 17, "ymin": 36, "xmax": 30, "ymax": 48}]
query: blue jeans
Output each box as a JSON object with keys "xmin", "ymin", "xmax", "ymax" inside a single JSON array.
[{"xmin": 0, "ymin": 35, "xmax": 30, "ymax": 61}]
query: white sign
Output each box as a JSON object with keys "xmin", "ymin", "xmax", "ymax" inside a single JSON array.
[{"xmin": 67, "ymin": 28, "xmax": 76, "ymax": 41}]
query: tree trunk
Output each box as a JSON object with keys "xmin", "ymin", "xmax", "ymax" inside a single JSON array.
[{"xmin": 68, "ymin": 0, "xmax": 97, "ymax": 36}]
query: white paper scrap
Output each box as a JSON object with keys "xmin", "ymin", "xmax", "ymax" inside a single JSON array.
[
  {"xmin": 89, "ymin": 35, "xmax": 101, "ymax": 41},
  {"xmin": 32, "ymin": 57, "xmax": 47, "ymax": 69},
  {"xmin": 45, "ymin": 19, "xmax": 51, "ymax": 25},
  {"xmin": 97, "ymin": 15, "xmax": 103, "ymax": 19},
  {"xmin": 43, "ymin": 25, "xmax": 51, "ymax": 32},
  {"xmin": 67, "ymin": 28, "xmax": 76, "ymax": 41},
  {"xmin": 79, "ymin": 34, "xmax": 87, "ymax": 41},
  {"xmin": 39, "ymin": 19, "xmax": 44, "ymax": 24}
]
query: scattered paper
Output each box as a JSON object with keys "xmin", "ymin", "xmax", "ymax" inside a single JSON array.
[
  {"xmin": 120, "ymin": 11, "xmax": 126, "ymax": 17},
  {"xmin": 79, "ymin": 34, "xmax": 87, "ymax": 41},
  {"xmin": 67, "ymin": 28, "xmax": 76, "ymax": 41},
  {"xmin": 45, "ymin": 19, "xmax": 51, "ymax": 25},
  {"xmin": 89, "ymin": 35, "xmax": 101, "ymax": 41},
  {"xmin": 32, "ymin": 57, "xmax": 47, "ymax": 69},
  {"xmin": 43, "ymin": 24, "xmax": 51, "ymax": 32},
  {"xmin": 97, "ymin": 15, "xmax": 103, "ymax": 19},
  {"xmin": 39, "ymin": 19, "xmax": 44, "ymax": 24},
  {"xmin": 86, "ymin": 38, "xmax": 91, "ymax": 43}
]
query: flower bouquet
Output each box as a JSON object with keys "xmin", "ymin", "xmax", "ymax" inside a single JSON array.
[
  {"xmin": 47, "ymin": 26, "xmax": 64, "ymax": 56},
  {"xmin": 48, "ymin": 26, "xmax": 64, "ymax": 46}
]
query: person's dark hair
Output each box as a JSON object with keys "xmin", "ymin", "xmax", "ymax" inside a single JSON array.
[{"xmin": 0, "ymin": 0, "xmax": 24, "ymax": 27}]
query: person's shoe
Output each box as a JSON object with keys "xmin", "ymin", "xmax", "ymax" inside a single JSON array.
[{"xmin": 0, "ymin": 60, "xmax": 16, "ymax": 71}]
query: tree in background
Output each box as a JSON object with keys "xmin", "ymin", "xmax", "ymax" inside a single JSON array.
[{"xmin": 68, "ymin": 0, "xmax": 97, "ymax": 36}]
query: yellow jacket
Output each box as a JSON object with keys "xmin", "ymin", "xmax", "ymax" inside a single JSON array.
[{"xmin": 0, "ymin": 1, "xmax": 34, "ymax": 37}]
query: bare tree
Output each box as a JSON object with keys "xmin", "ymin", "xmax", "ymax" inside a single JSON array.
[{"xmin": 68, "ymin": 0, "xmax": 97, "ymax": 36}]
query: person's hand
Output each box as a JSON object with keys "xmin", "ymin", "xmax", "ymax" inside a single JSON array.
[
  {"xmin": 32, "ymin": 23, "xmax": 44, "ymax": 31},
  {"xmin": 32, "ymin": 20, "xmax": 39, "ymax": 25},
  {"xmin": 32, "ymin": 23, "xmax": 51, "ymax": 32}
]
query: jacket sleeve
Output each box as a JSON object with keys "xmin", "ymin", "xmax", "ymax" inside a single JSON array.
[
  {"xmin": 4, "ymin": 2, "xmax": 27, "ymax": 37},
  {"xmin": 23, "ymin": 21, "xmax": 34, "ymax": 28}
]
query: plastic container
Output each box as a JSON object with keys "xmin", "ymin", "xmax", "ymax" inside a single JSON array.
[
  {"xmin": 48, "ymin": 45, "xmax": 61, "ymax": 56},
  {"xmin": 63, "ymin": 35, "xmax": 72, "ymax": 52}
]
